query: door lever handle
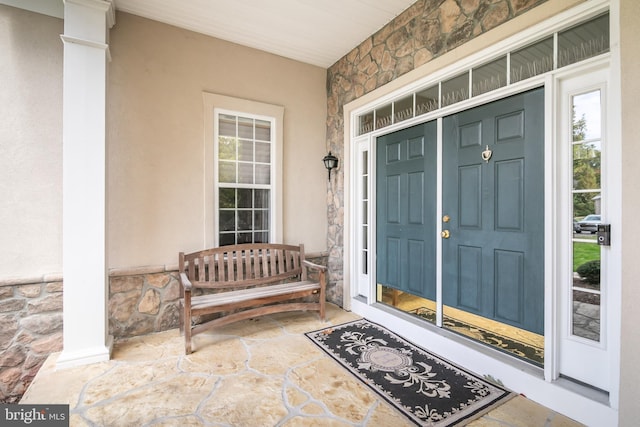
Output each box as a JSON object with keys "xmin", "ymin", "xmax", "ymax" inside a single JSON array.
[{"xmin": 441, "ymin": 230, "xmax": 450, "ymax": 239}]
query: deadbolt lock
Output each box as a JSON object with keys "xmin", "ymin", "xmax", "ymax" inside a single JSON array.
[
  {"xmin": 442, "ymin": 215, "xmax": 450, "ymax": 223},
  {"xmin": 441, "ymin": 230, "xmax": 450, "ymax": 239}
]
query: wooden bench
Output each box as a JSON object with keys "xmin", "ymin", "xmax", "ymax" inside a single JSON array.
[{"xmin": 178, "ymin": 243, "xmax": 326, "ymax": 354}]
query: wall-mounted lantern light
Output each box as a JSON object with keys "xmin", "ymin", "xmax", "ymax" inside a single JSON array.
[{"xmin": 322, "ymin": 151, "xmax": 339, "ymax": 182}]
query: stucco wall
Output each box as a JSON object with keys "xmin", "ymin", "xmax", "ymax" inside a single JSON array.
[
  {"xmin": 107, "ymin": 12, "xmax": 328, "ymax": 271},
  {"xmin": 0, "ymin": 5, "xmax": 63, "ymax": 278}
]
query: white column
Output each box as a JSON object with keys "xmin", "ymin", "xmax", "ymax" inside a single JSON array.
[{"xmin": 57, "ymin": 0, "xmax": 115, "ymax": 369}]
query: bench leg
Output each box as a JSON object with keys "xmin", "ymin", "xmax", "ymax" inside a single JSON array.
[
  {"xmin": 178, "ymin": 301, "xmax": 184, "ymax": 335},
  {"xmin": 319, "ymin": 270, "xmax": 326, "ymax": 321},
  {"xmin": 183, "ymin": 292, "xmax": 192, "ymax": 354}
]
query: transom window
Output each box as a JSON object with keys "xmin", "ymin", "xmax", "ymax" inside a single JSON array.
[{"xmin": 356, "ymin": 12, "xmax": 609, "ymax": 136}]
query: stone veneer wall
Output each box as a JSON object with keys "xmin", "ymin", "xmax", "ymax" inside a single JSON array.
[
  {"xmin": 0, "ymin": 253, "xmax": 327, "ymax": 401},
  {"xmin": 0, "ymin": 276, "xmax": 63, "ymax": 403},
  {"xmin": 325, "ymin": 0, "xmax": 550, "ymax": 304}
]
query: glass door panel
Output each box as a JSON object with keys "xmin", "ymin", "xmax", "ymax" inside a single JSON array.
[{"xmin": 571, "ymin": 90, "xmax": 602, "ymax": 342}]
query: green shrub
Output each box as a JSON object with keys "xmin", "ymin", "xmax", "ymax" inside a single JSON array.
[{"xmin": 577, "ymin": 260, "xmax": 600, "ymax": 285}]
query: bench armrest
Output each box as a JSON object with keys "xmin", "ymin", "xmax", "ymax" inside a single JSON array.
[
  {"xmin": 302, "ymin": 260, "xmax": 327, "ymax": 272},
  {"xmin": 180, "ymin": 272, "xmax": 193, "ymax": 292}
]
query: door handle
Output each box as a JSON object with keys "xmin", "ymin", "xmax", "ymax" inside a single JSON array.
[{"xmin": 441, "ymin": 230, "xmax": 450, "ymax": 239}]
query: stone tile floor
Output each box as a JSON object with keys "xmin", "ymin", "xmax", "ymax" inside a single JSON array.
[{"xmin": 21, "ymin": 304, "xmax": 583, "ymax": 426}]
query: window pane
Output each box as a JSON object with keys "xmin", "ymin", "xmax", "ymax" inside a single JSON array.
[
  {"xmin": 218, "ymin": 137, "xmax": 236, "ymax": 160},
  {"xmin": 219, "ymin": 114, "xmax": 236, "ymax": 136},
  {"xmin": 415, "ymin": 85, "xmax": 438, "ymax": 116},
  {"xmin": 558, "ymin": 13, "xmax": 609, "ymax": 68},
  {"xmin": 219, "ymin": 188, "xmax": 236, "ymax": 208},
  {"xmin": 254, "ymin": 210, "xmax": 269, "ymax": 230},
  {"xmin": 238, "ymin": 116, "xmax": 253, "ymax": 139},
  {"xmin": 255, "ymin": 189, "xmax": 269, "ymax": 208},
  {"xmin": 573, "ymin": 192, "xmax": 600, "ymax": 220},
  {"xmin": 394, "ymin": 95, "xmax": 413, "ymax": 123},
  {"xmin": 255, "ymin": 142, "xmax": 270, "ymax": 163},
  {"xmin": 219, "ymin": 161, "xmax": 236, "ymax": 183},
  {"xmin": 472, "ymin": 56, "xmax": 506, "ymax": 96},
  {"xmin": 255, "ymin": 120, "xmax": 271, "ymax": 141},
  {"xmin": 237, "ymin": 189, "xmax": 252, "ymax": 208},
  {"xmin": 238, "ymin": 163, "xmax": 253, "ymax": 184},
  {"xmin": 363, "ymin": 226, "xmax": 368, "ymax": 248},
  {"xmin": 237, "ymin": 211, "xmax": 252, "ymax": 230},
  {"xmin": 362, "ymin": 151, "xmax": 368, "ymax": 174},
  {"xmin": 572, "ymin": 268, "xmax": 601, "ymax": 342},
  {"xmin": 573, "ymin": 91, "xmax": 602, "ymax": 141},
  {"xmin": 573, "ymin": 145, "xmax": 601, "ymax": 190},
  {"xmin": 219, "ymin": 232, "xmax": 235, "ymax": 246},
  {"xmin": 255, "ymin": 164, "xmax": 270, "ymax": 185},
  {"xmin": 375, "ymin": 104, "xmax": 392, "ymax": 129},
  {"xmin": 510, "ymin": 37, "xmax": 553, "ymax": 83},
  {"xmin": 238, "ymin": 140, "xmax": 253, "ymax": 162},
  {"xmin": 441, "ymin": 72, "xmax": 469, "ymax": 107},
  {"xmin": 362, "ymin": 251, "xmax": 368, "ymax": 274},
  {"xmin": 219, "ymin": 210, "xmax": 235, "ymax": 231},
  {"xmin": 237, "ymin": 232, "xmax": 252, "ymax": 244},
  {"xmin": 362, "ymin": 177, "xmax": 368, "ymax": 200},
  {"xmin": 254, "ymin": 232, "xmax": 268, "ymax": 243},
  {"xmin": 358, "ymin": 112, "xmax": 374, "ymax": 135}
]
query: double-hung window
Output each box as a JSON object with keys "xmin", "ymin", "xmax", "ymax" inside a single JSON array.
[
  {"xmin": 204, "ymin": 93, "xmax": 283, "ymax": 248},
  {"xmin": 215, "ymin": 111, "xmax": 275, "ymax": 246}
]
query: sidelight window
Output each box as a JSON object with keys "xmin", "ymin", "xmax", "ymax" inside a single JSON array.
[{"xmin": 571, "ymin": 90, "xmax": 603, "ymax": 342}]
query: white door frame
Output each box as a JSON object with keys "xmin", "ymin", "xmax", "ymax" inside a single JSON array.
[{"xmin": 342, "ymin": 1, "xmax": 620, "ymax": 423}]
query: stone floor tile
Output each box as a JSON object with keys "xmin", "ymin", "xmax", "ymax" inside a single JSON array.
[
  {"xmin": 280, "ymin": 416, "xmax": 353, "ymax": 426},
  {"xmin": 289, "ymin": 357, "xmax": 377, "ymax": 423},
  {"xmin": 180, "ymin": 335, "xmax": 248, "ymax": 375},
  {"xmin": 248, "ymin": 334, "xmax": 324, "ymax": 376},
  {"xmin": 82, "ymin": 374, "xmax": 218, "ymax": 425},
  {"xmin": 20, "ymin": 357, "xmax": 111, "ymax": 405},
  {"xmin": 476, "ymin": 395, "xmax": 562, "ymax": 427},
  {"xmin": 199, "ymin": 371, "xmax": 288, "ymax": 426},
  {"xmin": 367, "ymin": 400, "xmax": 415, "ymax": 427},
  {"xmin": 80, "ymin": 359, "xmax": 181, "ymax": 406},
  {"xmin": 112, "ymin": 329, "xmax": 183, "ymax": 362},
  {"xmin": 208, "ymin": 316, "xmax": 285, "ymax": 340},
  {"xmin": 145, "ymin": 415, "xmax": 205, "ymax": 426}
]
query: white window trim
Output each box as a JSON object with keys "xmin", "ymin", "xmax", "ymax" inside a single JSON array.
[{"xmin": 203, "ymin": 93, "xmax": 284, "ymax": 248}]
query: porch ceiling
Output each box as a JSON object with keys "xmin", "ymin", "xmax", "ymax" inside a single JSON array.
[{"xmin": 115, "ymin": 0, "xmax": 417, "ymax": 68}]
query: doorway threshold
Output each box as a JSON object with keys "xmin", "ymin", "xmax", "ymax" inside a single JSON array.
[{"xmin": 371, "ymin": 301, "xmax": 544, "ymax": 380}]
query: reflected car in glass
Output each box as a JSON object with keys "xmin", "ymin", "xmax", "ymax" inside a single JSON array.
[{"xmin": 576, "ymin": 214, "xmax": 601, "ymax": 234}]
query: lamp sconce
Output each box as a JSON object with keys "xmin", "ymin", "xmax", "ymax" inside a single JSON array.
[{"xmin": 322, "ymin": 151, "xmax": 339, "ymax": 182}]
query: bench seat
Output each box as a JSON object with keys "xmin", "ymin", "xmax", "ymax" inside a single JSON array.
[{"xmin": 179, "ymin": 243, "xmax": 326, "ymax": 354}]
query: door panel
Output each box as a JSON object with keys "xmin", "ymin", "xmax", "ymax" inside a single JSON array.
[
  {"xmin": 377, "ymin": 121, "xmax": 437, "ymax": 300},
  {"xmin": 442, "ymin": 87, "xmax": 545, "ymax": 335}
]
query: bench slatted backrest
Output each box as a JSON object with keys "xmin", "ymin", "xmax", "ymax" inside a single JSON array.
[{"xmin": 180, "ymin": 243, "xmax": 307, "ymax": 289}]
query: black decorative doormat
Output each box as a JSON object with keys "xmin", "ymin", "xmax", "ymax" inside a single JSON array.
[
  {"xmin": 306, "ymin": 319, "xmax": 515, "ymax": 426},
  {"xmin": 411, "ymin": 307, "xmax": 544, "ymax": 367}
]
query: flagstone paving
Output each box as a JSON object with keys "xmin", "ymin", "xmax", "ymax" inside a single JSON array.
[{"xmin": 21, "ymin": 304, "xmax": 583, "ymax": 426}]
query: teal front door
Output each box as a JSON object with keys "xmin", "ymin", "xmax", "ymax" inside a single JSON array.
[
  {"xmin": 376, "ymin": 121, "xmax": 437, "ymax": 300},
  {"xmin": 442, "ymin": 87, "xmax": 545, "ymax": 335}
]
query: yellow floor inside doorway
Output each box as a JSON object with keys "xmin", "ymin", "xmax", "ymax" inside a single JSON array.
[{"xmin": 378, "ymin": 285, "xmax": 545, "ymax": 366}]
